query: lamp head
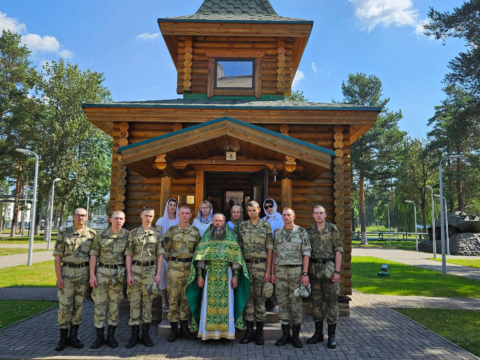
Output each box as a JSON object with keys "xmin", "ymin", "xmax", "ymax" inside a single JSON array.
[
  {"xmin": 15, "ymin": 149, "xmax": 30, "ymax": 155},
  {"xmin": 426, "ymin": 186, "xmax": 432, "ymax": 190},
  {"xmin": 434, "ymin": 195, "xmax": 440, "ymax": 198},
  {"xmin": 54, "ymin": 178, "xmax": 61, "ymax": 183},
  {"xmin": 449, "ymin": 155, "xmax": 463, "ymax": 159},
  {"xmin": 405, "ymin": 200, "xmax": 413, "ymax": 204}
]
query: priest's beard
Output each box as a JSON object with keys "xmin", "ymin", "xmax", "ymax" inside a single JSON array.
[{"xmin": 211, "ymin": 225, "xmax": 226, "ymax": 240}]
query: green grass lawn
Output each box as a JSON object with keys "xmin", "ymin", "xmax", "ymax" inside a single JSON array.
[
  {"xmin": 0, "ymin": 300, "xmax": 58, "ymax": 329},
  {"xmin": 352, "ymin": 256, "xmax": 480, "ymax": 298},
  {"xmin": 0, "ymin": 235, "xmax": 54, "ymax": 244},
  {"xmin": 352, "ymin": 239, "xmax": 417, "ymax": 251},
  {"xmin": 428, "ymin": 257, "xmax": 480, "ymax": 269},
  {"xmin": 0, "ymin": 261, "xmax": 56, "ymax": 287},
  {"xmin": 0, "ymin": 248, "xmax": 50, "ymax": 256},
  {"xmin": 395, "ymin": 308, "xmax": 480, "ymax": 357}
]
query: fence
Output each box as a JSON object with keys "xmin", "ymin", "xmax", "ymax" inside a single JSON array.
[{"xmin": 351, "ymin": 231, "xmax": 429, "ymax": 241}]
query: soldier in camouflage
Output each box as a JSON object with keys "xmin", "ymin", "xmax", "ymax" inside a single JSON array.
[
  {"xmin": 305, "ymin": 205, "xmax": 343, "ymax": 349},
  {"xmin": 272, "ymin": 207, "xmax": 311, "ymax": 348},
  {"xmin": 125, "ymin": 206, "xmax": 164, "ymax": 348},
  {"xmin": 164, "ymin": 205, "xmax": 200, "ymax": 342},
  {"xmin": 53, "ymin": 207, "xmax": 96, "ymax": 351},
  {"xmin": 89, "ymin": 210, "xmax": 129, "ymax": 349},
  {"xmin": 238, "ymin": 201, "xmax": 273, "ymax": 346}
]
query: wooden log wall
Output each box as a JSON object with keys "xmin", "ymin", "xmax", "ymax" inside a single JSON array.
[{"xmin": 176, "ymin": 36, "xmax": 293, "ymax": 95}]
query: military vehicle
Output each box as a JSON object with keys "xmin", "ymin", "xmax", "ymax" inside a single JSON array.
[{"xmin": 428, "ymin": 211, "xmax": 480, "ymax": 240}]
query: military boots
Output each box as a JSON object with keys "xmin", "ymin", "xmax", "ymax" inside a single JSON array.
[
  {"xmin": 106, "ymin": 325, "xmax": 118, "ymax": 348},
  {"xmin": 141, "ymin": 323, "xmax": 154, "ymax": 347},
  {"xmin": 179, "ymin": 321, "xmax": 197, "ymax": 340},
  {"xmin": 255, "ymin": 322, "xmax": 264, "ymax": 345},
  {"xmin": 275, "ymin": 324, "xmax": 292, "ymax": 346},
  {"xmin": 69, "ymin": 325, "xmax": 84, "ymax": 349},
  {"xmin": 167, "ymin": 322, "xmax": 178, "ymax": 342},
  {"xmin": 125, "ymin": 325, "xmax": 140, "ymax": 348},
  {"xmin": 54, "ymin": 328, "xmax": 68, "ymax": 351},
  {"xmin": 291, "ymin": 325, "xmax": 303, "ymax": 348},
  {"xmin": 327, "ymin": 324, "xmax": 337, "ymax": 349},
  {"xmin": 90, "ymin": 327, "xmax": 105, "ymax": 349},
  {"xmin": 307, "ymin": 321, "xmax": 324, "ymax": 344},
  {"xmin": 240, "ymin": 321, "xmax": 255, "ymax": 344}
]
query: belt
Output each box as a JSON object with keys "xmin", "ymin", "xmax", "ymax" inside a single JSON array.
[
  {"xmin": 245, "ymin": 258, "xmax": 266, "ymax": 264},
  {"xmin": 278, "ymin": 264, "xmax": 302, "ymax": 268},
  {"xmin": 133, "ymin": 261, "xmax": 156, "ymax": 267},
  {"xmin": 62, "ymin": 262, "xmax": 88, "ymax": 268},
  {"xmin": 170, "ymin": 257, "xmax": 192, "ymax": 263},
  {"xmin": 98, "ymin": 263, "xmax": 122, "ymax": 269},
  {"xmin": 311, "ymin": 258, "xmax": 332, "ymax": 265}
]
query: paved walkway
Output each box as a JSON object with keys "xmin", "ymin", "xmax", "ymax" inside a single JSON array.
[
  {"xmin": 0, "ymin": 251, "xmax": 52, "ymax": 269},
  {"xmin": 353, "ymin": 247, "xmax": 480, "ymax": 281},
  {"xmin": 0, "ymin": 243, "xmax": 49, "ymax": 249},
  {"xmin": 0, "ymin": 288, "xmax": 479, "ymax": 359}
]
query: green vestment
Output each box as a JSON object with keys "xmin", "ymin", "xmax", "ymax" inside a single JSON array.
[{"xmin": 186, "ymin": 226, "xmax": 250, "ymax": 331}]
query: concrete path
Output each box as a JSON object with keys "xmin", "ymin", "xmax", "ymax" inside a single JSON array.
[
  {"xmin": 0, "ymin": 251, "xmax": 52, "ymax": 269},
  {"xmin": 353, "ymin": 247, "xmax": 480, "ymax": 281},
  {"xmin": 0, "ymin": 287, "xmax": 57, "ymax": 301},
  {"xmin": 0, "ymin": 243, "xmax": 49, "ymax": 249},
  {"xmin": 0, "ymin": 291, "xmax": 478, "ymax": 359}
]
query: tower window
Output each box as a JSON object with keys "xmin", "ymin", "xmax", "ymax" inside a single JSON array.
[{"xmin": 215, "ymin": 60, "xmax": 254, "ymax": 89}]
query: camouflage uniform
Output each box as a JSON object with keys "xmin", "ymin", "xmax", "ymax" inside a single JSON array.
[
  {"xmin": 238, "ymin": 219, "xmax": 273, "ymax": 323},
  {"xmin": 53, "ymin": 226, "xmax": 96, "ymax": 329},
  {"xmin": 273, "ymin": 226, "xmax": 311, "ymax": 326},
  {"xmin": 89, "ymin": 227, "xmax": 129, "ymax": 328},
  {"xmin": 306, "ymin": 222, "xmax": 343, "ymax": 324},
  {"xmin": 164, "ymin": 224, "xmax": 200, "ymax": 322},
  {"xmin": 125, "ymin": 227, "xmax": 164, "ymax": 326}
]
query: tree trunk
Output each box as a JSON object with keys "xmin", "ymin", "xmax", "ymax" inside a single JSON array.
[
  {"xmin": 34, "ymin": 204, "xmax": 41, "ymax": 236},
  {"xmin": 391, "ymin": 188, "xmax": 397, "ymax": 232},
  {"xmin": 59, "ymin": 199, "xmax": 66, "ymax": 231},
  {"xmin": 43, "ymin": 187, "xmax": 52, "ymax": 241},
  {"xmin": 359, "ymin": 170, "xmax": 367, "ymax": 245},
  {"xmin": 20, "ymin": 181, "xmax": 25, "ymax": 236},
  {"xmin": 54, "ymin": 208, "xmax": 58, "ymax": 228},
  {"xmin": 10, "ymin": 172, "xmax": 21, "ymax": 237},
  {"xmin": 421, "ymin": 201, "xmax": 427, "ymax": 240},
  {"xmin": 456, "ymin": 157, "xmax": 464, "ymax": 211},
  {"xmin": 351, "ymin": 206, "xmax": 355, "ymax": 230}
]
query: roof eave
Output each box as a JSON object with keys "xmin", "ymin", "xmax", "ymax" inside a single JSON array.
[{"xmin": 157, "ymin": 17, "xmax": 313, "ymax": 25}]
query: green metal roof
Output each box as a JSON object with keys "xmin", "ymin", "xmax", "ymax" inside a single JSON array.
[
  {"xmin": 117, "ymin": 116, "xmax": 336, "ymax": 156},
  {"xmin": 158, "ymin": 0, "xmax": 312, "ymax": 24},
  {"xmin": 82, "ymin": 99, "xmax": 381, "ymax": 112}
]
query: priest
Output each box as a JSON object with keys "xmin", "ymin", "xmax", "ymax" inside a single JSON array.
[{"xmin": 186, "ymin": 213, "xmax": 250, "ymax": 340}]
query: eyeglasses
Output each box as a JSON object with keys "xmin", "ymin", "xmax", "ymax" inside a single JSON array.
[
  {"xmin": 75, "ymin": 214, "xmax": 87, "ymax": 218},
  {"xmin": 265, "ymin": 205, "xmax": 274, "ymax": 209}
]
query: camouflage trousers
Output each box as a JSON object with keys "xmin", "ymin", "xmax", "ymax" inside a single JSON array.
[
  {"xmin": 57, "ymin": 266, "xmax": 89, "ymax": 329},
  {"xmin": 127, "ymin": 264, "xmax": 156, "ymax": 325},
  {"xmin": 166, "ymin": 260, "xmax": 191, "ymax": 322},
  {"xmin": 91, "ymin": 266, "xmax": 124, "ymax": 328},
  {"xmin": 276, "ymin": 265, "xmax": 302, "ymax": 326},
  {"xmin": 244, "ymin": 262, "xmax": 267, "ymax": 323},
  {"xmin": 309, "ymin": 262, "xmax": 340, "ymax": 324}
]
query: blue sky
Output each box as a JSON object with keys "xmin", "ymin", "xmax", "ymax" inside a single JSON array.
[{"xmin": 0, "ymin": 0, "xmax": 465, "ymax": 138}]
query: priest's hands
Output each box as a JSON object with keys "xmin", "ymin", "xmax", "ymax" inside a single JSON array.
[
  {"xmin": 231, "ymin": 277, "xmax": 238, "ymax": 289},
  {"xmin": 197, "ymin": 277, "xmax": 205, "ymax": 288}
]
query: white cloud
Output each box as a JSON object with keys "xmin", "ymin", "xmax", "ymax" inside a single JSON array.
[
  {"xmin": 348, "ymin": 0, "xmax": 426, "ymax": 35},
  {"xmin": 136, "ymin": 33, "xmax": 160, "ymax": 41},
  {"xmin": 292, "ymin": 70, "xmax": 305, "ymax": 89},
  {"xmin": 0, "ymin": 11, "xmax": 73, "ymax": 58},
  {"xmin": 311, "ymin": 62, "xmax": 317, "ymax": 73}
]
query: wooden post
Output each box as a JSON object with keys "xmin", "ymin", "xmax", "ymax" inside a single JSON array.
[
  {"xmin": 281, "ymin": 178, "xmax": 292, "ymax": 210},
  {"xmin": 160, "ymin": 176, "xmax": 172, "ymax": 217},
  {"xmin": 195, "ymin": 170, "xmax": 204, "ymax": 215}
]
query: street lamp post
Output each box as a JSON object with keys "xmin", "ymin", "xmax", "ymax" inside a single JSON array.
[
  {"xmin": 405, "ymin": 200, "xmax": 418, "ymax": 251},
  {"xmin": 16, "ymin": 149, "xmax": 39, "ymax": 266},
  {"xmin": 84, "ymin": 191, "xmax": 90, "ymax": 227},
  {"xmin": 439, "ymin": 154, "xmax": 463, "ymax": 276},
  {"xmin": 48, "ymin": 178, "xmax": 61, "ymax": 250},
  {"xmin": 426, "ymin": 186, "xmax": 436, "ymax": 258},
  {"xmin": 388, "ymin": 208, "xmax": 391, "ymax": 246}
]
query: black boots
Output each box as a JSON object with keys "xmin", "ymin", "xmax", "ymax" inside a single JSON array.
[
  {"xmin": 275, "ymin": 324, "xmax": 291, "ymax": 346},
  {"xmin": 167, "ymin": 322, "xmax": 178, "ymax": 342},
  {"xmin": 141, "ymin": 323, "xmax": 153, "ymax": 347},
  {"xmin": 307, "ymin": 321, "xmax": 324, "ymax": 344},
  {"xmin": 125, "ymin": 325, "xmax": 140, "ymax": 348},
  {"xmin": 54, "ymin": 328, "xmax": 68, "ymax": 351},
  {"xmin": 69, "ymin": 325, "xmax": 83, "ymax": 349},
  {"xmin": 255, "ymin": 322, "xmax": 264, "ymax": 345},
  {"xmin": 179, "ymin": 320, "xmax": 197, "ymax": 340},
  {"xmin": 291, "ymin": 325, "xmax": 303, "ymax": 348},
  {"xmin": 106, "ymin": 326, "xmax": 118, "ymax": 348},
  {"xmin": 90, "ymin": 327, "xmax": 105, "ymax": 349},
  {"xmin": 240, "ymin": 321, "xmax": 255, "ymax": 344},
  {"xmin": 327, "ymin": 324, "xmax": 337, "ymax": 349}
]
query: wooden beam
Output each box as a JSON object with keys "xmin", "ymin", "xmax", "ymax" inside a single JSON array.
[
  {"xmin": 193, "ymin": 165, "xmax": 267, "ymax": 172},
  {"xmin": 281, "ymin": 178, "xmax": 292, "ymax": 210},
  {"xmin": 153, "ymin": 154, "xmax": 180, "ymax": 180},
  {"xmin": 195, "ymin": 170, "xmax": 204, "ymax": 215},
  {"xmin": 350, "ymin": 124, "xmax": 371, "ymax": 143},
  {"xmin": 160, "ymin": 176, "xmax": 172, "ymax": 217}
]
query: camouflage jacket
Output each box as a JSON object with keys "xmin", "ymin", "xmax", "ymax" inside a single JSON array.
[
  {"xmin": 164, "ymin": 224, "xmax": 200, "ymax": 259},
  {"xmin": 273, "ymin": 225, "xmax": 311, "ymax": 265},
  {"xmin": 306, "ymin": 222, "xmax": 343, "ymax": 260},
  {"xmin": 125, "ymin": 227, "xmax": 164, "ymax": 263},
  {"xmin": 52, "ymin": 226, "xmax": 96, "ymax": 263},
  {"xmin": 238, "ymin": 219, "xmax": 273, "ymax": 260},
  {"xmin": 90, "ymin": 227, "xmax": 130, "ymax": 265}
]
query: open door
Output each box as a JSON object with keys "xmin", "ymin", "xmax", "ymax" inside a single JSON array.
[{"xmin": 251, "ymin": 168, "xmax": 268, "ymax": 206}]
